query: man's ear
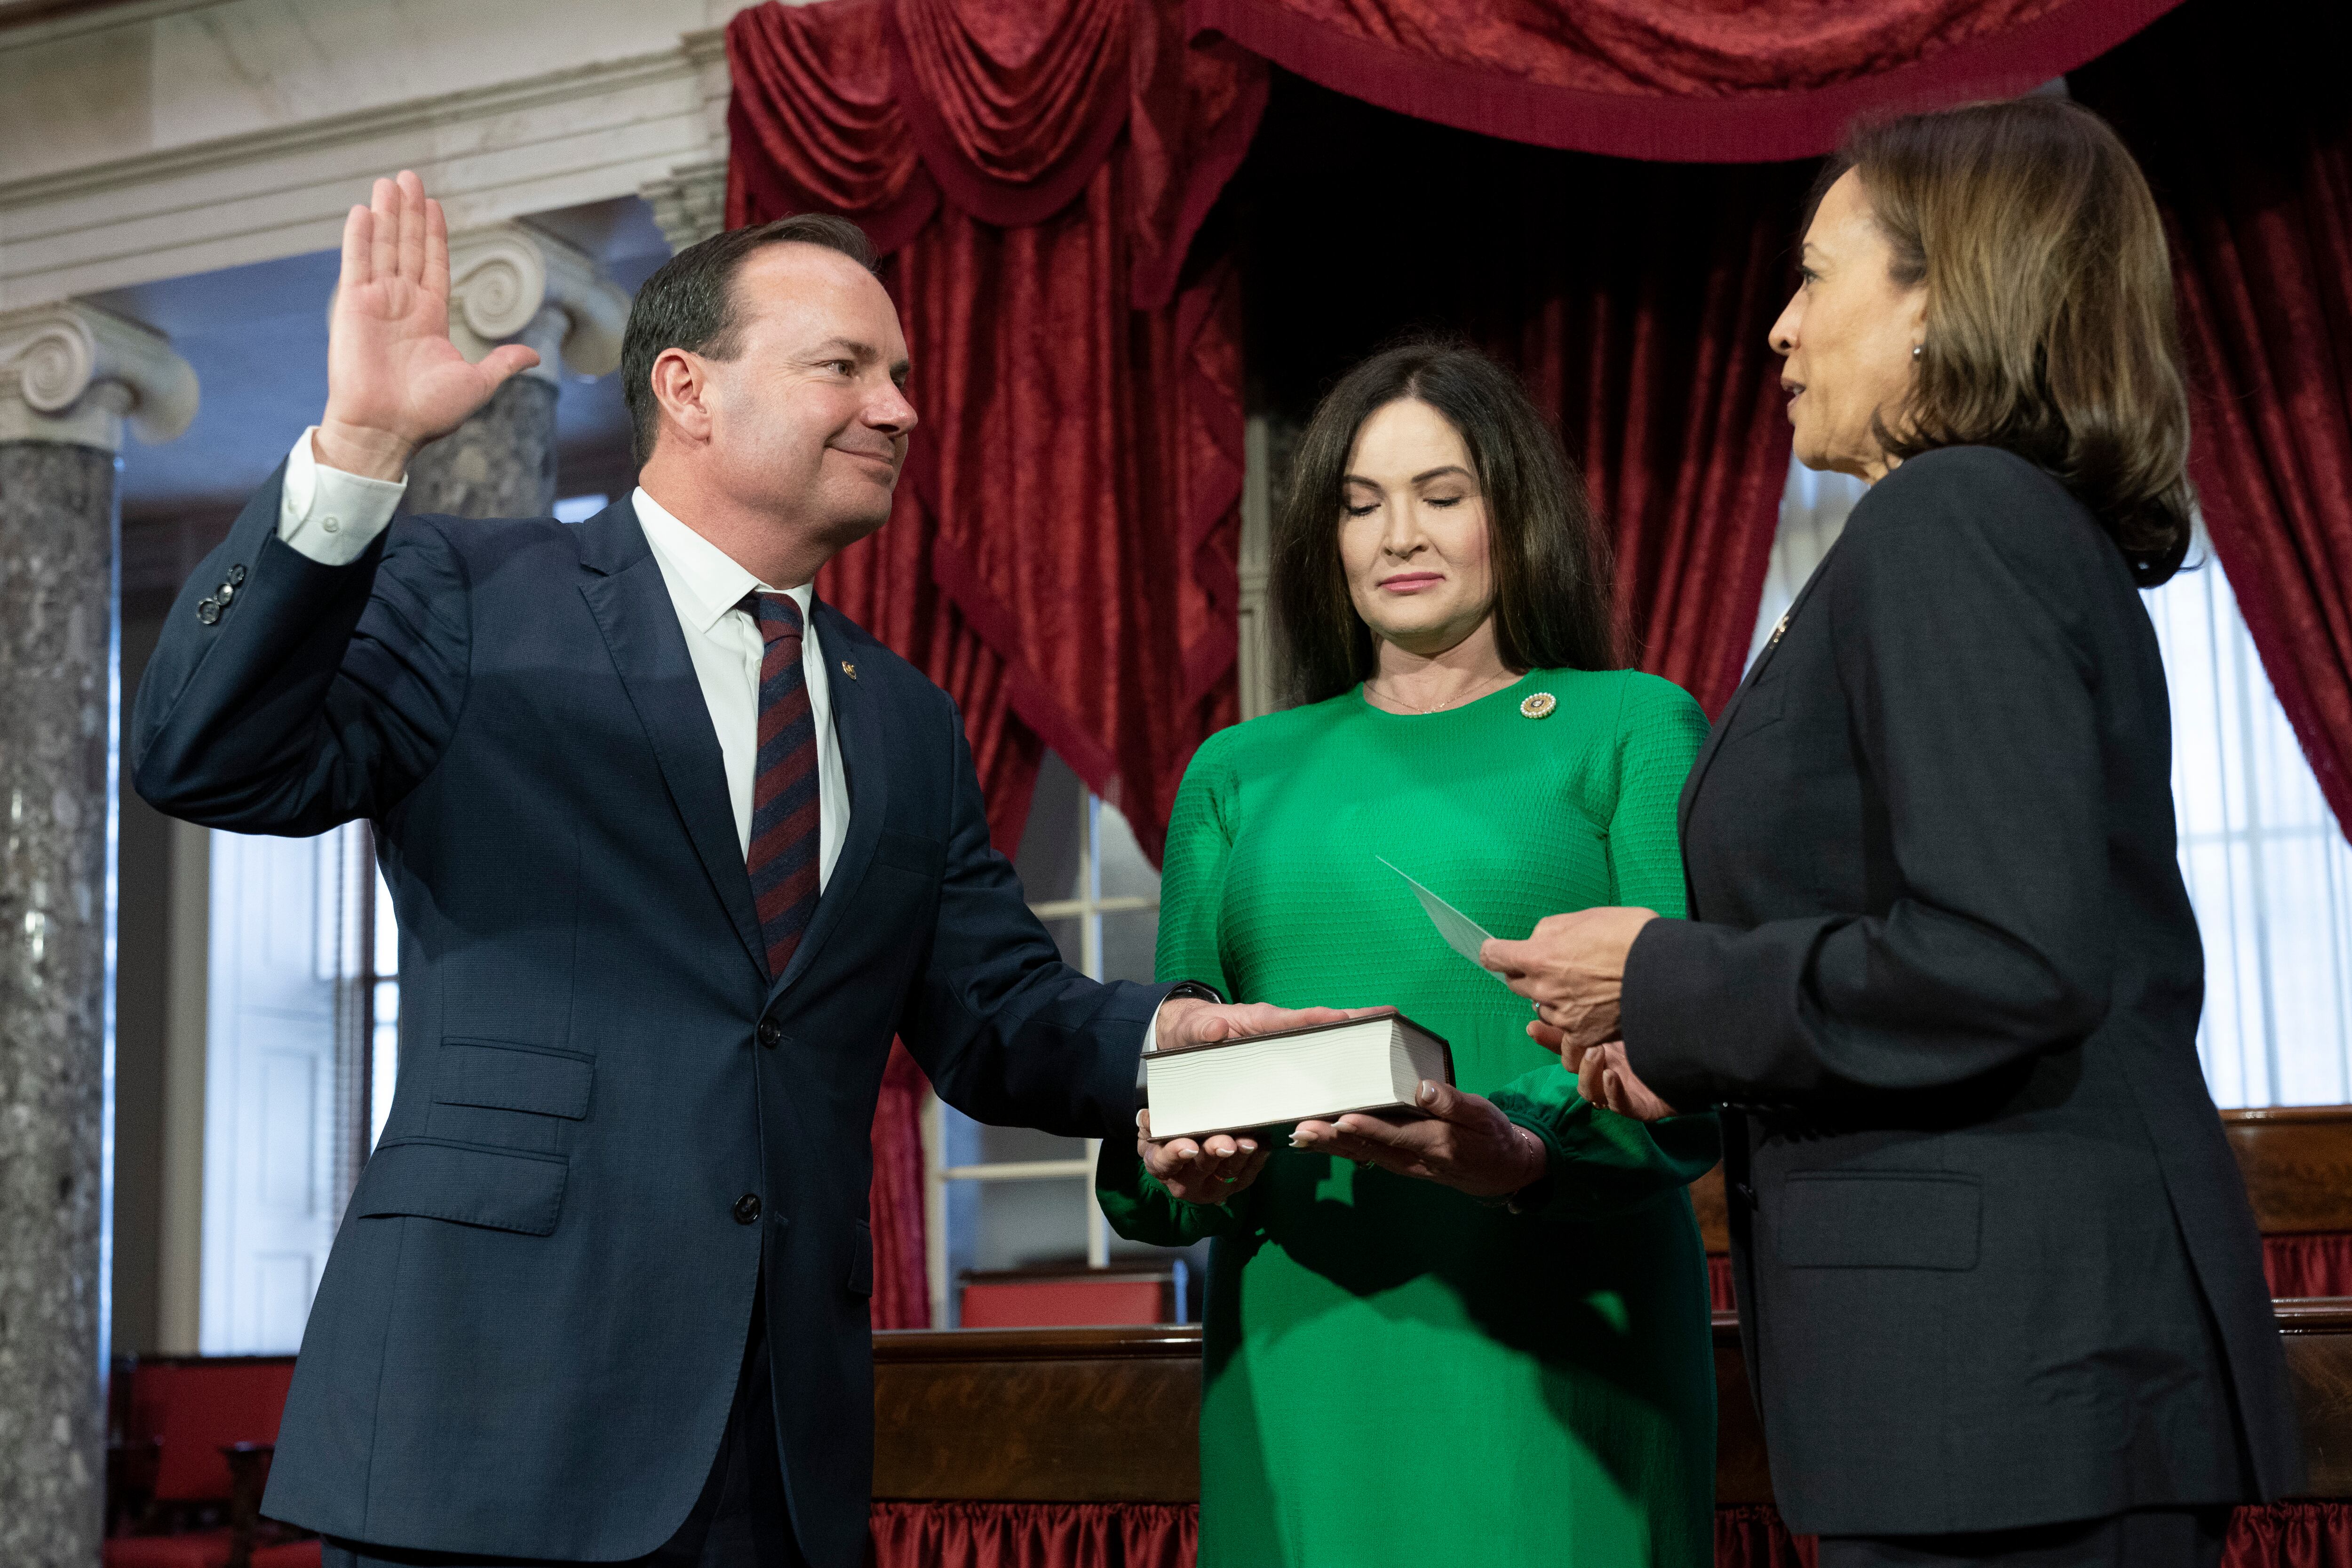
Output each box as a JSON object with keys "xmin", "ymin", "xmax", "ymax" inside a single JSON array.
[{"xmin": 648, "ymin": 347, "xmax": 714, "ymax": 447}]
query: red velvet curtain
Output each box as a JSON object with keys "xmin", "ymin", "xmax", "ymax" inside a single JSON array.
[
  {"xmin": 1480, "ymin": 159, "xmax": 1819, "ymax": 712},
  {"xmin": 1188, "ymin": 0, "xmax": 2184, "ymax": 162},
  {"xmin": 726, "ymin": 0, "xmax": 1265, "ymax": 1329},
  {"xmin": 1239, "ymin": 83, "xmax": 1809, "ymax": 713},
  {"xmin": 2072, "ymin": 0, "xmax": 2352, "ymax": 846},
  {"xmin": 872, "ymin": 1502, "xmax": 1195, "ymax": 1567},
  {"xmin": 727, "ymin": 0, "xmax": 1263, "ymax": 860}
]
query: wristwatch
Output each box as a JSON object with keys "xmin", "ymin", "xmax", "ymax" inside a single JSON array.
[{"xmin": 1139, "ymin": 981, "xmax": 1228, "ymax": 1107}]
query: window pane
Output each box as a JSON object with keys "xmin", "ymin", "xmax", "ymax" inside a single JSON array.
[
  {"xmin": 1037, "ymin": 915, "xmax": 1083, "ymax": 971},
  {"xmin": 1101, "ymin": 908, "xmax": 1159, "ymax": 987},
  {"xmin": 1096, "ymin": 798, "xmax": 1161, "ymax": 903},
  {"xmin": 2146, "ymin": 548, "xmax": 2352, "ymax": 1107},
  {"xmin": 373, "ymin": 866, "xmax": 398, "ymax": 977},
  {"xmin": 1012, "ymin": 751, "xmax": 1088, "ymax": 906},
  {"xmin": 370, "ymin": 979, "xmax": 398, "ymax": 1150}
]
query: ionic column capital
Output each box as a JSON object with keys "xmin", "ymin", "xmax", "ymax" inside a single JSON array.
[
  {"xmin": 0, "ymin": 302, "xmax": 199, "ymax": 452},
  {"xmin": 445, "ymin": 223, "xmax": 631, "ymax": 383},
  {"xmin": 640, "ymin": 159, "xmax": 728, "ymax": 255}
]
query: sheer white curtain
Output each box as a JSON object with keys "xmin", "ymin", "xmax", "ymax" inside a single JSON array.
[
  {"xmin": 1743, "ymin": 460, "xmax": 2352, "ymax": 1108},
  {"xmin": 2145, "ymin": 547, "xmax": 2352, "ymax": 1106}
]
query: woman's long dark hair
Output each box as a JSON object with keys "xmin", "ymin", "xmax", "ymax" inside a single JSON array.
[{"xmin": 1271, "ymin": 341, "xmax": 1621, "ymax": 706}]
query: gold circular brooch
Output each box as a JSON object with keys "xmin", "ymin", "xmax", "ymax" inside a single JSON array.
[{"xmin": 1519, "ymin": 692, "xmax": 1557, "ymax": 720}]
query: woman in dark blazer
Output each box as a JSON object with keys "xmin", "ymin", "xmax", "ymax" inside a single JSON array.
[{"xmin": 1481, "ymin": 99, "xmax": 2304, "ymax": 1568}]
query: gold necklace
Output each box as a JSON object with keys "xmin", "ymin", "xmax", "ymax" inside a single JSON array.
[{"xmin": 1366, "ymin": 670, "xmax": 1516, "ymax": 715}]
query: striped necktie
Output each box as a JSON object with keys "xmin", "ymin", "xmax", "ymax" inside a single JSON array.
[{"xmin": 746, "ymin": 591, "xmax": 820, "ymax": 981}]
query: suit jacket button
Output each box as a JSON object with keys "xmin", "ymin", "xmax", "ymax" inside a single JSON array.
[
  {"xmin": 227, "ymin": 565, "xmax": 247, "ymax": 587},
  {"xmin": 196, "ymin": 599, "xmax": 221, "ymax": 625},
  {"xmin": 734, "ymin": 1193, "xmax": 762, "ymax": 1225},
  {"xmin": 757, "ymin": 1019, "xmax": 782, "ymax": 1048}
]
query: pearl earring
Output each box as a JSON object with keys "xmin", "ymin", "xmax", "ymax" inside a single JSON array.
[{"xmin": 1912, "ymin": 344, "xmax": 1924, "ymax": 360}]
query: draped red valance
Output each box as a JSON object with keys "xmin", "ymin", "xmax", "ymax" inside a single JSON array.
[
  {"xmin": 727, "ymin": 0, "xmax": 1266, "ymax": 869},
  {"xmin": 1186, "ymin": 0, "xmax": 2187, "ymax": 162}
]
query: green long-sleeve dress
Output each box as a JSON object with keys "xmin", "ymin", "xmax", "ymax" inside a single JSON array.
[{"xmin": 1098, "ymin": 669, "xmax": 1721, "ymax": 1568}]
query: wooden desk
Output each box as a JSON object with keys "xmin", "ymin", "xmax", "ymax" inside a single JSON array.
[{"xmin": 875, "ymin": 1301, "xmax": 2352, "ymax": 1504}]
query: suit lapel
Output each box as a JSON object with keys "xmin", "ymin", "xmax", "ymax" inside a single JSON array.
[
  {"xmin": 1678, "ymin": 533, "xmax": 1848, "ymax": 838},
  {"xmin": 769, "ymin": 598, "xmax": 888, "ymax": 1003},
  {"xmin": 575, "ymin": 499, "xmax": 767, "ymax": 980}
]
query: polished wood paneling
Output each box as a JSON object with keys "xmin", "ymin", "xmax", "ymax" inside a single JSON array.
[
  {"xmin": 2280, "ymin": 1298, "xmax": 2352, "ymax": 1496},
  {"xmin": 1710, "ymin": 1313, "xmax": 1772, "ymax": 1505},
  {"xmin": 875, "ymin": 1305, "xmax": 2352, "ymax": 1503},
  {"xmin": 2224, "ymin": 1109, "xmax": 2352, "ymax": 1235},
  {"xmin": 1691, "ymin": 1164, "xmax": 1731, "ymax": 1254},
  {"xmin": 873, "ymin": 1327, "xmax": 1202, "ymax": 1502}
]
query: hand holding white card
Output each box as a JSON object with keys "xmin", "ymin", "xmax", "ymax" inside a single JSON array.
[{"xmin": 1378, "ymin": 857, "xmax": 1517, "ymax": 988}]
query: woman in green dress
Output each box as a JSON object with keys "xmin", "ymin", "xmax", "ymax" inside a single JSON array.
[{"xmin": 1097, "ymin": 342, "xmax": 1720, "ymax": 1567}]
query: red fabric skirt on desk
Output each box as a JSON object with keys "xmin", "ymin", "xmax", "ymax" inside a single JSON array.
[
  {"xmin": 871, "ymin": 1502, "xmax": 1195, "ymax": 1568},
  {"xmin": 869, "ymin": 1501, "xmax": 2352, "ymax": 1567},
  {"xmin": 2265, "ymin": 1234, "xmax": 2352, "ymax": 1298}
]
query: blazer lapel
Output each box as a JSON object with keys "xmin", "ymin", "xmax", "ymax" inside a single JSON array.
[
  {"xmin": 770, "ymin": 599, "xmax": 888, "ymax": 1003},
  {"xmin": 575, "ymin": 499, "xmax": 767, "ymax": 980},
  {"xmin": 1678, "ymin": 533, "xmax": 1848, "ymax": 838}
]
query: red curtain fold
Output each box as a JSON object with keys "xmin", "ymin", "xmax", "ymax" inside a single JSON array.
[
  {"xmin": 2072, "ymin": 0, "xmax": 2352, "ymax": 847},
  {"xmin": 1716, "ymin": 1504, "xmax": 1818, "ymax": 1568},
  {"xmin": 728, "ymin": 0, "xmax": 1263, "ymax": 1326},
  {"xmin": 2225, "ymin": 1503, "xmax": 2352, "ymax": 1568},
  {"xmin": 871, "ymin": 1501, "xmax": 1196, "ymax": 1568},
  {"xmin": 2262, "ymin": 1233, "xmax": 2352, "ymax": 1300},
  {"xmin": 870, "ymin": 1501, "xmax": 2352, "ymax": 1565},
  {"xmin": 1483, "ymin": 159, "xmax": 1816, "ymax": 713},
  {"xmin": 1242, "ymin": 85, "xmax": 1804, "ymax": 715},
  {"xmin": 1186, "ymin": 0, "xmax": 2185, "ymax": 163},
  {"xmin": 727, "ymin": 0, "xmax": 1261, "ymax": 862}
]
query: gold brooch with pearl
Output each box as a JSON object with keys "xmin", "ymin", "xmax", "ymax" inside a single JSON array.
[{"xmin": 1519, "ymin": 692, "xmax": 1557, "ymax": 720}]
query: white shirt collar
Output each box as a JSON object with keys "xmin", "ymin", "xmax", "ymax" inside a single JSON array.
[{"xmin": 630, "ymin": 485, "xmax": 814, "ymax": 636}]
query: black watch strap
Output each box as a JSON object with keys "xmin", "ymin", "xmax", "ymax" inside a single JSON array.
[{"xmin": 1138, "ymin": 982, "xmax": 1228, "ymax": 1108}]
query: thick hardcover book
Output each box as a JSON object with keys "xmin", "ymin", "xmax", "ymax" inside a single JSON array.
[{"xmin": 1144, "ymin": 1012, "xmax": 1454, "ymax": 1141}]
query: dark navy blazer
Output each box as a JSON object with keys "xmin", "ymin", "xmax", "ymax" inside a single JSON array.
[
  {"xmin": 132, "ymin": 474, "xmax": 1161, "ymax": 1567},
  {"xmin": 1623, "ymin": 448, "xmax": 2300, "ymax": 1536}
]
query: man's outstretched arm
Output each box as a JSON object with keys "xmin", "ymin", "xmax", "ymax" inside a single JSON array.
[{"xmin": 133, "ymin": 171, "xmax": 540, "ymax": 832}]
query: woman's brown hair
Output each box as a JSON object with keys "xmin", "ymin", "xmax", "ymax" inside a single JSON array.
[
  {"xmin": 1828, "ymin": 96, "xmax": 2193, "ymax": 585},
  {"xmin": 1271, "ymin": 341, "xmax": 1620, "ymax": 706}
]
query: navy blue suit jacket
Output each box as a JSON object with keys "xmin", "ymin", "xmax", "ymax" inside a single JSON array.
[{"xmin": 132, "ymin": 475, "xmax": 1161, "ymax": 1567}]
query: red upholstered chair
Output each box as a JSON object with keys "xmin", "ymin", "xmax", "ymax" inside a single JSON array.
[
  {"xmin": 958, "ymin": 1264, "xmax": 1189, "ymax": 1328},
  {"xmin": 106, "ymin": 1356, "xmax": 319, "ymax": 1568}
]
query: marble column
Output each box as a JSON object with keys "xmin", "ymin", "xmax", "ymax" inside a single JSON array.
[
  {"xmin": 405, "ymin": 224, "xmax": 628, "ymax": 519},
  {"xmin": 0, "ymin": 302, "xmax": 197, "ymax": 1568}
]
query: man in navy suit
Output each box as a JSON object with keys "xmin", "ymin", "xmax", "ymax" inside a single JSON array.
[{"xmin": 133, "ymin": 171, "xmax": 1331, "ymax": 1568}]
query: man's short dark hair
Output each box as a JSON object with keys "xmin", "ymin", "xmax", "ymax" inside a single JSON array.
[{"xmin": 620, "ymin": 214, "xmax": 879, "ymax": 468}]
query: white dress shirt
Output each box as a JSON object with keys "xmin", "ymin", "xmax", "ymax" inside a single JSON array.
[{"xmin": 274, "ymin": 430, "xmax": 850, "ymax": 889}]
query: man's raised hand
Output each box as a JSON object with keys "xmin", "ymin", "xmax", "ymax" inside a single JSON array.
[{"xmin": 316, "ymin": 171, "xmax": 542, "ymax": 481}]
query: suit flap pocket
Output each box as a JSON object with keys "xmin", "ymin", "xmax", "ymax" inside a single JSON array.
[
  {"xmin": 355, "ymin": 1140, "xmax": 568, "ymax": 1236},
  {"xmin": 435, "ymin": 1040, "xmax": 592, "ymax": 1120},
  {"xmin": 1777, "ymin": 1171, "xmax": 1980, "ymax": 1271},
  {"xmin": 874, "ymin": 831, "xmax": 943, "ymax": 877}
]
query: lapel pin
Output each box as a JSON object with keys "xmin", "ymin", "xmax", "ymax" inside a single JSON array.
[
  {"xmin": 841, "ymin": 661, "xmax": 857, "ymax": 680},
  {"xmin": 1519, "ymin": 692, "xmax": 1557, "ymax": 720}
]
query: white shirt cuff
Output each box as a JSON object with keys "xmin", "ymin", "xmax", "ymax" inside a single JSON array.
[{"xmin": 278, "ymin": 427, "xmax": 407, "ymax": 566}]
